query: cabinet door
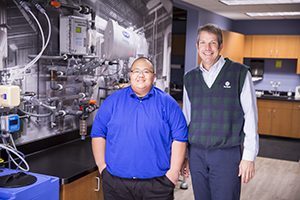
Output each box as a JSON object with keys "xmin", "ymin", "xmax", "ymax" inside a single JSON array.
[
  {"xmin": 258, "ymin": 107, "xmax": 272, "ymax": 135},
  {"xmin": 251, "ymin": 36, "xmax": 276, "ymax": 58},
  {"xmin": 244, "ymin": 35, "xmax": 252, "ymax": 58},
  {"xmin": 61, "ymin": 171, "xmax": 103, "ymax": 200},
  {"xmin": 275, "ymin": 36, "xmax": 299, "ymax": 58},
  {"xmin": 271, "ymin": 105, "xmax": 293, "ymax": 137},
  {"xmin": 291, "ymin": 103, "xmax": 300, "ymax": 138},
  {"xmin": 221, "ymin": 31, "xmax": 245, "ymax": 63},
  {"xmin": 257, "ymin": 100, "xmax": 272, "ymax": 135}
]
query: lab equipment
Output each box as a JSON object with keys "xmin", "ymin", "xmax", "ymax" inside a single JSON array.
[
  {"xmin": 0, "ymin": 85, "xmax": 20, "ymax": 108},
  {"xmin": 60, "ymin": 16, "xmax": 89, "ymax": 55},
  {"xmin": 0, "ymin": 114, "xmax": 20, "ymax": 133},
  {"xmin": 0, "ymin": 168, "xmax": 59, "ymax": 200},
  {"xmin": 103, "ymin": 19, "xmax": 148, "ymax": 60}
]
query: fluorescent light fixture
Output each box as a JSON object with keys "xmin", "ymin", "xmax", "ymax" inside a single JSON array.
[
  {"xmin": 246, "ymin": 11, "xmax": 300, "ymax": 17},
  {"xmin": 219, "ymin": 0, "xmax": 300, "ymax": 5}
]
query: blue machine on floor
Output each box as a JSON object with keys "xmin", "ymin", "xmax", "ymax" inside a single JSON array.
[{"xmin": 0, "ymin": 168, "xmax": 59, "ymax": 200}]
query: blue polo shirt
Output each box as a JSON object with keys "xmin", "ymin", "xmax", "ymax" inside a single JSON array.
[{"xmin": 91, "ymin": 86, "xmax": 188, "ymax": 179}]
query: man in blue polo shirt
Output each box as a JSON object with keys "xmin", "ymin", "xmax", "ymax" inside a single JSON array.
[{"xmin": 91, "ymin": 57, "xmax": 188, "ymax": 200}]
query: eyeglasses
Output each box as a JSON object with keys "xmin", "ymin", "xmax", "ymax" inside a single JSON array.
[{"xmin": 130, "ymin": 69, "xmax": 154, "ymax": 76}]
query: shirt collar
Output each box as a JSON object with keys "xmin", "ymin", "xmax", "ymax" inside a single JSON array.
[
  {"xmin": 129, "ymin": 85, "xmax": 154, "ymax": 99},
  {"xmin": 199, "ymin": 56, "xmax": 225, "ymax": 73}
]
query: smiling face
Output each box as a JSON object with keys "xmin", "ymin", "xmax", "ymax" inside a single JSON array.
[
  {"xmin": 197, "ymin": 30, "xmax": 223, "ymax": 70},
  {"xmin": 130, "ymin": 58, "xmax": 155, "ymax": 97}
]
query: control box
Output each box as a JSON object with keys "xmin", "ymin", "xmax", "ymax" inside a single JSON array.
[
  {"xmin": 0, "ymin": 114, "xmax": 20, "ymax": 132},
  {"xmin": 0, "ymin": 85, "xmax": 20, "ymax": 108},
  {"xmin": 60, "ymin": 16, "xmax": 89, "ymax": 55}
]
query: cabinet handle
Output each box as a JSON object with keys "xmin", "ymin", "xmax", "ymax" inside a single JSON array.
[{"xmin": 95, "ymin": 176, "xmax": 100, "ymax": 192}]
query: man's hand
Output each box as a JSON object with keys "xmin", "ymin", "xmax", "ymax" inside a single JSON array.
[
  {"xmin": 166, "ymin": 169, "xmax": 180, "ymax": 185},
  {"xmin": 238, "ymin": 160, "xmax": 255, "ymax": 183},
  {"xmin": 181, "ymin": 158, "xmax": 190, "ymax": 178}
]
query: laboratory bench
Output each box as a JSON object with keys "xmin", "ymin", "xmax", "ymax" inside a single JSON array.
[{"xmin": 25, "ymin": 137, "xmax": 96, "ymax": 184}]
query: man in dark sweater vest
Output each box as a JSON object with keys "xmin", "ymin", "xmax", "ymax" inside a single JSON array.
[{"xmin": 181, "ymin": 24, "xmax": 259, "ymax": 200}]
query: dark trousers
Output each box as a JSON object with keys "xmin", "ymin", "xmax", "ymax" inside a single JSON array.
[
  {"xmin": 189, "ymin": 146, "xmax": 241, "ymax": 200},
  {"xmin": 102, "ymin": 168, "xmax": 175, "ymax": 200}
]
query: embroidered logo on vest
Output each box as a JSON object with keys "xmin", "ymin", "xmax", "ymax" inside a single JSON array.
[{"xmin": 223, "ymin": 81, "xmax": 231, "ymax": 89}]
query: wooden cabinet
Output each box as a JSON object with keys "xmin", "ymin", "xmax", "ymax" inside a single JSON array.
[
  {"xmin": 60, "ymin": 170, "xmax": 103, "ymax": 200},
  {"xmin": 257, "ymin": 101, "xmax": 272, "ymax": 135},
  {"xmin": 244, "ymin": 35, "xmax": 300, "ymax": 59},
  {"xmin": 243, "ymin": 35, "xmax": 253, "ymax": 58},
  {"xmin": 291, "ymin": 102, "xmax": 300, "ymax": 138},
  {"xmin": 257, "ymin": 99, "xmax": 297, "ymax": 138},
  {"xmin": 221, "ymin": 31, "xmax": 245, "ymax": 63},
  {"xmin": 275, "ymin": 36, "xmax": 299, "ymax": 58},
  {"xmin": 250, "ymin": 35, "xmax": 276, "ymax": 58}
]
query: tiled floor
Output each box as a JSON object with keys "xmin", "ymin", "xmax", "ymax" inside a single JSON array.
[{"xmin": 174, "ymin": 157, "xmax": 300, "ymax": 200}]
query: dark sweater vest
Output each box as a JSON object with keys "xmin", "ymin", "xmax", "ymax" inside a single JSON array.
[{"xmin": 184, "ymin": 58, "xmax": 249, "ymax": 149}]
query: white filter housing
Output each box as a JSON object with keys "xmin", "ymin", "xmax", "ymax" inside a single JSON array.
[
  {"xmin": 103, "ymin": 20, "xmax": 148, "ymax": 60},
  {"xmin": 0, "ymin": 85, "xmax": 20, "ymax": 108}
]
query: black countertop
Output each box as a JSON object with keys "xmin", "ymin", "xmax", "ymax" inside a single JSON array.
[
  {"xmin": 25, "ymin": 137, "xmax": 97, "ymax": 185},
  {"xmin": 256, "ymin": 90, "xmax": 300, "ymax": 102},
  {"xmin": 257, "ymin": 95, "xmax": 300, "ymax": 102}
]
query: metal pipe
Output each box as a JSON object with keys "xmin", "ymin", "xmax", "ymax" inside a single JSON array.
[
  {"xmin": 28, "ymin": 55, "xmax": 65, "ymax": 60},
  {"xmin": 47, "ymin": 93, "xmax": 85, "ymax": 103},
  {"xmin": 18, "ymin": 108, "xmax": 53, "ymax": 118}
]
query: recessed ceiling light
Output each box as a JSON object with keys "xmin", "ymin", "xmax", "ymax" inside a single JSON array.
[
  {"xmin": 246, "ymin": 11, "xmax": 300, "ymax": 17},
  {"xmin": 219, "ymin": 0, "xmax": 300, "ymax": 5}
]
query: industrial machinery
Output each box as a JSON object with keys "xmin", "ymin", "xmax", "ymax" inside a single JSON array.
[
  {"xmin": 0, "ymin": 0, "xmax": 172, "ymax": 169},
  {"xmin": 103, "ymin": 19, "xmax": 148, "ymax": 60}
]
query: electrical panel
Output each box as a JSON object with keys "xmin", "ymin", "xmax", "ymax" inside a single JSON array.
[{"xmin": 60, "ymin": 16, "xmax": 89, "ymax": 55}]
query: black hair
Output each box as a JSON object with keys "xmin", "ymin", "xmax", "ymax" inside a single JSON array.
[{"xmin": 131, "ymin": 57, "xmax": 155, "ymax": 73}]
